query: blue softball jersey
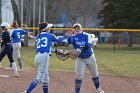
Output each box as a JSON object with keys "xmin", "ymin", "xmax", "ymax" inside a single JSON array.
[
  {"xmin": 35, "ymin": 32, "xmax": 67, "ymax": 53},
  {"xmin": 67, "ymin": 32, "xmax": 93, "ymax": 58},
  {"xmin": 11, "ymin": 28, "xmax": 28, "ymax": 43}
]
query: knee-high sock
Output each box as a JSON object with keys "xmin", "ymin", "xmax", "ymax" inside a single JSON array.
[
  {"xmin": 75, "ymin": 79, "xmax": 82, "ymax": 93},
  {"xmin": 92, "ymin": 77, "xmax": 100, "ymax": 89},
  {"xmin": 26, "ymin": 79, "xmax": 39, "ymax": 93},
  {"xmin": 18, "ymin": 58, "xmax": 22, "ymax": 69},
  {"xmin": 42, "ymin": 83, "xmax": 48, "ymax": 93}
]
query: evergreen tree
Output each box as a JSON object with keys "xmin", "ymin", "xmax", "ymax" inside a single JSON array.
[{"xmin": 98, "ymin": 0, "xmax": 140, "ymax": 29}]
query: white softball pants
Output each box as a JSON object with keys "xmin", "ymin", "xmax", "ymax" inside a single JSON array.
[
  {"xmin": 75, "ymin": 53, "xmax": 98, "ymax": 79},
  {"xmin": 34, "ymin": 52, "xmax": 50, "ymax": 83},
  {"xmin": 12, "ymin": 42, "xmax": 21, "ymax": 59}
]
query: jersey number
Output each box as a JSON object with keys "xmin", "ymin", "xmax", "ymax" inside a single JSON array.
[
  {"xmin": 36, "ymin": 37, "xmax": 48, "ymax": 48},
  {"xmin": 17, "ymin": 32, "xmax": 20, "ymax": 38}
]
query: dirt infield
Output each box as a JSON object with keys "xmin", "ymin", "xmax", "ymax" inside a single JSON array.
[{"xmin": 0, "ymin": 68, "xmax": 140, "ymax": 93}]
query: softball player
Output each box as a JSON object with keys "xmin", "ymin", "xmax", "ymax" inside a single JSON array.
[
  {"xmin": 10, "ymin": 21, "xmax": 28, "ymax": 70},
  {"xmin": 67, "ymin": 23, "xmax": 104, "ymax": 93},
  {"xmin": 22, "ymin": 22, "xmax": 68, "ymax": 93},
  {"xmin": 0, "ymin": 22, "xmax": 19, "ymax": 77}
]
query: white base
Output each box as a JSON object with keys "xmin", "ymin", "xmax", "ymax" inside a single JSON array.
[{"xmin": 0, "ymin": 75, "xmax": 9, "ymax": 78}]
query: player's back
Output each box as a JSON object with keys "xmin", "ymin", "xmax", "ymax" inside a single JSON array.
[
  {"xmin": 11, "ymin": 28, "xmax": 28, "ymax": 43},
  {"xmin": 11, "ymin": 29, "xmax": 23, "ymax": 43},
  {"xmin": 36, "ymin": 32, "xmax": 55, "ymax": 53}
]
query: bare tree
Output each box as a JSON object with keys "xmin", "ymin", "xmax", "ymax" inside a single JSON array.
[
  {"xmin": 10, "ymin": 0, "xmax": 100, "ymax": 27},
  {"xmin": 11, "ymin": 0, "xmax": 20, "ymax": 24},
  {"xmin": 60, "ymin": 0, "xmax": 97, "ymax": 25}
]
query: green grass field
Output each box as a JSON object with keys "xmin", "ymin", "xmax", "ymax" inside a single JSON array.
[{"xmin": 1, "ymin": 44, "xmax": 140, "ymax": 77}]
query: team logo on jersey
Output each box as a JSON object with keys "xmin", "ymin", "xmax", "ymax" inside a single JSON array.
[{"xmin": 75, "ymin": 41, "xmax": 85, "ymax": 46}]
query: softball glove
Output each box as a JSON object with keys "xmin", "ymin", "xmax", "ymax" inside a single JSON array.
[
  {"xmin": 55, "ymin": 49, "xmax": 81, "ymax": 61},
  {"xmin": 55, "ymin": 49, "xmax": 69, "ymax": 61}
]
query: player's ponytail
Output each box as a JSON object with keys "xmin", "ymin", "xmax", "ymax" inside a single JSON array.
[{"xmin": 12, "ymin": 21, "xmax": 19, "ymax": 28}]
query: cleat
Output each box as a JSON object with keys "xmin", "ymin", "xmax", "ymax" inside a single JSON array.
[
  {"xmin": 14, "ymin": 72, "xmax": 19, "ymax": 77},
  {"xmin": 22, "ymin": 91, "xmax": 27, "ymax": 93},
  {"xmin": 97, "ymin": 88, "xmax": 104, "ymax": 93},
  {"xmin": 97, "ymin": 90, "xmax": 104, "ymax": 93},
  {"xmin": 18, "ymin": 68, "xmax": 23, "ymax": 71}
]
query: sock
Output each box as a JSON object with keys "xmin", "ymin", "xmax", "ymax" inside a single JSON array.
[
  {"xmin": 12, "ymin": 62, "xmax": 18, "ymax": 74},
  {"xmin": 26, "ymin": 79, "xmax": 39, "ymax": 93},
  {"xmin": 75, "ymin": 79, "xmax": 82, "ymax": 93},
  {"xmin": 18, "ymin": 58, "xmax": 22, "ymax": 69},
  {"xmin": 92, "ymin": 77, "xmax": 100, "ymax": 89},
  {"xmin": 42, "ymin": 83, "xmax": 48, "ymax": 93}
]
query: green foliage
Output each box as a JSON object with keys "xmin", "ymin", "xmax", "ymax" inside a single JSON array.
[{"xmin": 98, "ymin": 0, "xmax": 140, "ymax": 28}]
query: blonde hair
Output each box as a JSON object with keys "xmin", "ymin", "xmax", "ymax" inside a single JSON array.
[
  {"xmin": 12, "ymin": 21, "xmax": 19, "ymax": 28},
  {"xmin": 73, "ymin": 23, "xmax": 82, "ymax": 28}
]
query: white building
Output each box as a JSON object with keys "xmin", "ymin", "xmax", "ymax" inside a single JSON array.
[{"xmin": 1, "ymin": 0, "xmax": 14, "ymax": 24}]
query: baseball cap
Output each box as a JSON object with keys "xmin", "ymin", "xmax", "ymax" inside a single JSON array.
[
  {"xmin": 73, "ymin": 23, "xmax": 82, "ymax": 28},
  {"xmin": 39, "ymin": 22, "xmax": 53, "ymax": 31},
  {"xmin": 0, "ymin": 22, "xmax": 10, "ymax": 28}
]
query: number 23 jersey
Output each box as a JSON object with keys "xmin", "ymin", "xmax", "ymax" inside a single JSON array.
[{"xmin": 36, "ymin": 32, "xmax": 66, "ymax": 53}]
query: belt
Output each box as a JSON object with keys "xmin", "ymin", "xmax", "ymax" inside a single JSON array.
[
  {"xmin": 79, "ymin": 54, "xmax": 92, "ymax": 59},
  {"xmin": 4, "ymin": 43, "xmax": 11, "ymax": 45},
  {"xmin": 37, "ymin": 52, "xmax": 51, "ymax": 56},
  {"xmin": 37, "ymin": 52, "xmax": 46, "ymax": 54},
  {"xmin": 37, "ymin": 52, "xmax": 50, "ymax": 54}
]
